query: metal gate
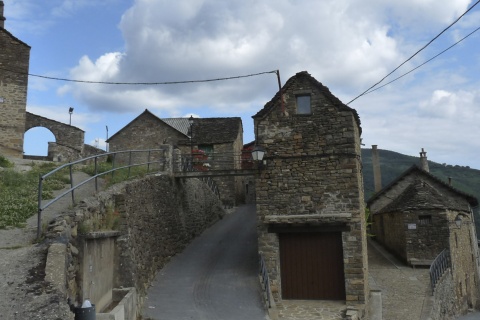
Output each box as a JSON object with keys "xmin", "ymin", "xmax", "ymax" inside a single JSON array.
[{"xmin": 279, "ymin": 232, "xmax": 346, "ymax": 300}]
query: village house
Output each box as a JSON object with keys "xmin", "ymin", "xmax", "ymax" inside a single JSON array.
[
  {"xmin": 107, "ymin": 109, "xmax": 245, "ymax": 206},
  {"xmin": 253, "ymin": 71, "xmax": 369, "ymax": 316},
  {"xmin": 368, "ymin": 149, "xmax": 480, "ymax": 313}
]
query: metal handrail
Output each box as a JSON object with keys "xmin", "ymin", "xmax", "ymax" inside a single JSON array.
[
  {"xmin": 180, "ymin": 157, "xmax": 220, "ymax": 197},
  {"xmin": 429, "ymin": 249, "xmax": 451, "ymax": 293},
  {"xmin": 259, "ymin": 254, "xmax": 272, "ymax": 308},
  {"xmin": 36, "ymin": 149, "xmax": 166, "ymax": 239}
]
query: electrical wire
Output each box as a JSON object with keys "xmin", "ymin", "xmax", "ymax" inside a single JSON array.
[
  {"xmin": 347, "ymin": 0, "xmax": 480, "ymax": 105},
  {"xmin": 363, "ymin": 25, "xmax": 480, "ymax": 95},
  {"xmin": 0, "ymin": 65, "xmax": 277, "ymax": 85}
]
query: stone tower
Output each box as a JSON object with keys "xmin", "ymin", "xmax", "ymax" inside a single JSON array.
[{"xmin": 0, "ymin": 1, "xmax": 31, "ymax": 157}]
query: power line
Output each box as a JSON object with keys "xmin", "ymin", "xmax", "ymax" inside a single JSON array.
[
  {"xmin": 0, "ymin": 65, "xmax": 277, "ymax": 85},
  {"xmin": 363, "ymin": 25, "xmax": 480, "ymax": 95},
  {"xmin": 347, "ymin": 0, "xmax": 480, "ymax": 105}
]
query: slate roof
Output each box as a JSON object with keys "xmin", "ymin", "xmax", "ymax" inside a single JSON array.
[
  {"xmin": 252, "ymin": 71, "xmax": 361, "ymax": 133},
  {"xmin": 377, "ymin": 179, "xmax": 472, "ymax": 213},
  {"xmin": 189, "ymin": 117, "xmax": 242, "ymax": 144},
  {"xmin": 162, "ymin": 118, "xmax": 190, "ymax": 136},
  {"xmin": 107, "ymin": 109, "xmax": 242, "ymax": 145},
  {"xmin": 367, "ymin": 165, "xmax": 478, "ymax": 209}
]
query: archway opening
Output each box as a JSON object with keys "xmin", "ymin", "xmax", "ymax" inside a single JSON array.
[{"xmin": 24, "ymin": 127, "xmax": 56, "ymax": 157}]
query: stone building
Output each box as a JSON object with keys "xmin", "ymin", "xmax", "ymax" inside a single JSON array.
[
  {"xmin": 367, "ymin": 153, "xmax": 480, "ymax": 313},
  {"xmin": 253, "ymin": 71, "xmax": 368, "ymax": 313},
  {"xmin": 107, "ymin": 109, "xmax": 245, "ymax": 206},
  {"xmin": 367, "ymin": 163, "xmax": 478, "ymax": 266},
  {"xmin": 0, "ymin": 1, "xmax": 31, "ymax": 157}
]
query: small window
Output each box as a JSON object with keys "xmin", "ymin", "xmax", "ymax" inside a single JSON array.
[
  {"xmin": 418, "ymin": 215, "xmax": 432, "ymax": 226},
  {"xmin": 296, "ymin": 95, "xmax": 311, "ymax": 114},
  {"xmin": 198, "ymin": 144, "xmax": 214, "ymax": 160},
  {"xmin": 0, "ymin": 97, "xmax": 4, "ymax": 103}
]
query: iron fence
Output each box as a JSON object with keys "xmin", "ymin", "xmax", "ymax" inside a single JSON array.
[
  {"xmin": 429, "ymin": 249, "xmax": 451, "ymax": 293},
  {"xmin": 36, "ymin": 149, "xmax": 166, "ymax": 239},
  {"xmin": 175, "ymin": 151, "xmax": 255, "ymax": 172},
  {"xmin": 259, "ymin": 254, "xmax": 272, "ymax": 308}
]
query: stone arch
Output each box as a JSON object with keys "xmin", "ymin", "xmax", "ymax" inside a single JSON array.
[
  {"xmin": 25, "ymin": 112, "xmax": 85, "ymax": 161},
  {"xmin": 24, "ymin": 126, "xmax": 56, "ymax": 156}
]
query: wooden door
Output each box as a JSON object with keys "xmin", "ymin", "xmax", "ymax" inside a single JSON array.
[{"xmin": 280, "ymin": 232, "xmax": 345, "ymax": 300}]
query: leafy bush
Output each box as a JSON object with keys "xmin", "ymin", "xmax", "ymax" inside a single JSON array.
[{"xmin": 0, "ymin": 155, "xmax": 13, "ymax": 168}]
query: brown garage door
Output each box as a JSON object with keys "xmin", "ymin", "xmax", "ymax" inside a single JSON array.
[{"xmin": 280, "ymin": 232, "xmax": 345, "ymax": 300}]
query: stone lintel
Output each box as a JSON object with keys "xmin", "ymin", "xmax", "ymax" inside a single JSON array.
[{"xmin": 264, "ymin": 213, "xmax": 352, "ymax": 224}]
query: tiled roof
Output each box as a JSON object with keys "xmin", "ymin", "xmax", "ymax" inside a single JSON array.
[
  {"xmin": 367, "ymin": 165, "xmax": 478, "ymax": 208},
  {"xmin": 188, "ymin": 117, "xmax": 242, "ymax": 144},
  {"xmin": 252, "ymin": 71, "xmax": 361, "ymax": 133},
  {"xmin": 161, "ymin": 118, "xmax": 191, "ymax": 136},
  {"xmin": 378, "ymin": 179, "xmax": 471, "ymax": 213}
]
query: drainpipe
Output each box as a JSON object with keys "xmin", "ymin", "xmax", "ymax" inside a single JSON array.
[
  {"xmin": 372, "ymin": 145, "xmax": 382, "ymax": 193},
  {"xmin": 419, "ymin": 148, "xmax": 429, "ymax": 172}
]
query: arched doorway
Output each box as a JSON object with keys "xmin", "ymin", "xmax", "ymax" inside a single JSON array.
[{"xmin": 24, "ymin": 127, "xmax": 56, "ymax": 159}]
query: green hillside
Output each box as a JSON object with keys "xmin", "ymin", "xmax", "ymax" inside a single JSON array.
[{"xmin": 361, "ymin": 148, "xmax": 480, "ymax": 237}]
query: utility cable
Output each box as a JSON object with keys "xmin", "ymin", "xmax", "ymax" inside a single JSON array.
[
  {"xmin": 364, "ymin": 25, "xmax": 480, "ymax": 95},
  {"xmin": 347, "ymin": 0, "xmax": 480, "ymax": 105},
  {"xmin": 0, "ymin": 66, "xmax": 277, "ymax": 85}
]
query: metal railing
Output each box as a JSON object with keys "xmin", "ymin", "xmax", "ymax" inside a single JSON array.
[
  {"xmin": 259, "ymin": 254, "xmax": 272, "ymax": 308},
  {"xmin": 36, "ymin": 149, "xmax": 166, "ymax": 239},
  {"xmin": 175, "ymin": 151, "xmax": 256, "ymax": 172},
  {"xmin": 429, "ymin": 249, "xmax": 451, "ymax": 293},
  {"xmin": 179, "ymin": 157, "xmax": 220, "ymax": 197}
]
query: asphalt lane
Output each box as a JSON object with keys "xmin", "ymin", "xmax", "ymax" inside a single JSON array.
[{"xmin": 142, "ymin": 204, "xmax": 268, "ymax": 320}]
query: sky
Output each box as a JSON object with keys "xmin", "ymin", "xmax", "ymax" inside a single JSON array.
[{"xmin": 3, "ymin": 0, "xmax": 480, "ymax": 169}]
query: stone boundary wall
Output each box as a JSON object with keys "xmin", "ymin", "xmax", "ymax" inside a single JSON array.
[
  {"xmin": 430, "ymin": 270, "xmax": 460, "ymax": 320},
  {"xmin": 44, "ymin": 174, "xmax": 224, "ymax": 317}
]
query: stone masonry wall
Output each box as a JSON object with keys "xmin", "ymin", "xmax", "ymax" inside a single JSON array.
[
  {"xmin": 255, "ymin": 74, "xmax": 368, "ymax": 308},
  {"xmin": 0, "ymin": 28, "xmax": 30, "ymax": 157},
  {"xmin": 45, "ymin": 174, "xmax": 224, "ymax": 314}
]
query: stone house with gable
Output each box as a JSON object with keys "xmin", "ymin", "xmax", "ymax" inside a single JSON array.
[
  {"xmin": 253, "ymin": 71, "xmax": 369, "ymax": 315},
  {"xmin": 107, "ymin": 109, "xmax": 245, "ymax": 206},
  {"xmin": 367, "ymin": 153, "xmax": 480, "ymax": 314},
  {"xmin": 0, "ymin": 1, "xmax": 31, "ymax": 158}
]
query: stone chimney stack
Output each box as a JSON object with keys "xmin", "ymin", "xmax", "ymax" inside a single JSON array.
[
  {"xmin": 419, "ymin": 148, "xmax": 429, "ymax": 172},
  {"xmin": 0, "ymin": 1, "xmax": 5, "ymax": 29},
  {"xmin": 372, "ymin": 145, "xmax": 382, "ymax": 192}
]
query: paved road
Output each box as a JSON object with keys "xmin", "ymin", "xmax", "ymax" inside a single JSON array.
[
  {"xmin": 456, "ymin": 311, "xmax": 480, "ymax": 319},
  {"xmin": 142, "ymin": 204, "xmax": 269, "ymax": 320}
]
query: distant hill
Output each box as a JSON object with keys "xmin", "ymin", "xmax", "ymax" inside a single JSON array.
[{"xmin": 361, "ymin": 148, "xmax": 480, "ymax": 236}]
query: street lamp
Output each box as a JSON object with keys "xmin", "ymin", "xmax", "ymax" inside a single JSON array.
[
  {"xmin": 189, "ymin": 115, "xmax": 194, "ymax": 167},
  {"xmin": 106, "ymin": 125, "xmax": 109, "ymax": 152},
  {"xmin": 68, "ymin": 107, "xmax": 74, "ymax": 125},
  {"xmin": 251, "ymin": 145, "xmax": 265, "ymax": 161}
]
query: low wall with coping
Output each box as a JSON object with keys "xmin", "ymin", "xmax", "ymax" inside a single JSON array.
[{"xmin": 44, "ymin": 173, "xmax": 225, "ymax": 319}]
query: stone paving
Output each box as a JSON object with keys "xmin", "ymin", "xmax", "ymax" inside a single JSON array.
[
  {"xmin": 276, "ymin": 300, "xmax": 346, "ymax": 320},
  {"xmin": 368, "ymin": 239, "xmax": 432, "ymax": 320}
]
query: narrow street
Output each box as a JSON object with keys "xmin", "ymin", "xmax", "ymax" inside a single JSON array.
[{"xmin": 141, "ymin": 204, "xmax": 268, "ymax": 320}]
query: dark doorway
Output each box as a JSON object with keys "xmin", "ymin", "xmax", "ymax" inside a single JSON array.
[{"xmin": 280, "ymin": 232, "xmax": 345, "ymax": 300}]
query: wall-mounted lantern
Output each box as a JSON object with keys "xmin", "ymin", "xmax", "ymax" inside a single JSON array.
[
  {"xmin": 251, "ymin": 145, "xmax": 265, "ymax": 161},
  {"xmin": 454, "ymin": 215, "xmax": 462, "ymax": 228}
]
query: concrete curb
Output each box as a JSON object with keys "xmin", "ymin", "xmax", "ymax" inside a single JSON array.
[{"xmin": 45, "ymin": 243, "xmax": 67, "ymax": 296}]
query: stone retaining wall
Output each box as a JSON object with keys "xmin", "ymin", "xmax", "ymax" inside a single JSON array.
[{"xmin": 45, "ymin": 174, "xmax": 224, "ymax": 317}]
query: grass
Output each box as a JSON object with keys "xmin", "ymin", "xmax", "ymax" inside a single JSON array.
[
  {"xmin": 0, "ymin": 162, "xmax": 69, "ymax": 229},
  {"xmin": 0, "ymin": 158, "xmax": 153, "ymax": 230}
]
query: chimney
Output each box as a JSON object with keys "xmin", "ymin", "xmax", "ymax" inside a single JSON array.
[
  {"xmin": 0, "ymin": 1, "xmax": 5, "ymax": 29},
  {"xmin": 419, "ymin": 148, "xmax": 429, "ymax": 172},
  {"xmin": 372, "ymin": 145, "xmax": 382, "ymax": 192},
  {"xmin": 0, "ymin": 0, "xmax": 6, "ymax": 29}
]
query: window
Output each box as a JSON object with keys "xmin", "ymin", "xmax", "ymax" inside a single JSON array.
[
  {"xmin": 198, "ymin": 144, "xmax": 214, "ymax": 160},
  {"xmin": 296, "ymin": 95, "xmax": 311, "ymax": 114},
  {"xmin": 0, "ymin": 97, "xmax": 4, "ymax": 103},
  {"xmin": 418, "ymin": 215, "xmax": 432, "ymax": 226}
]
